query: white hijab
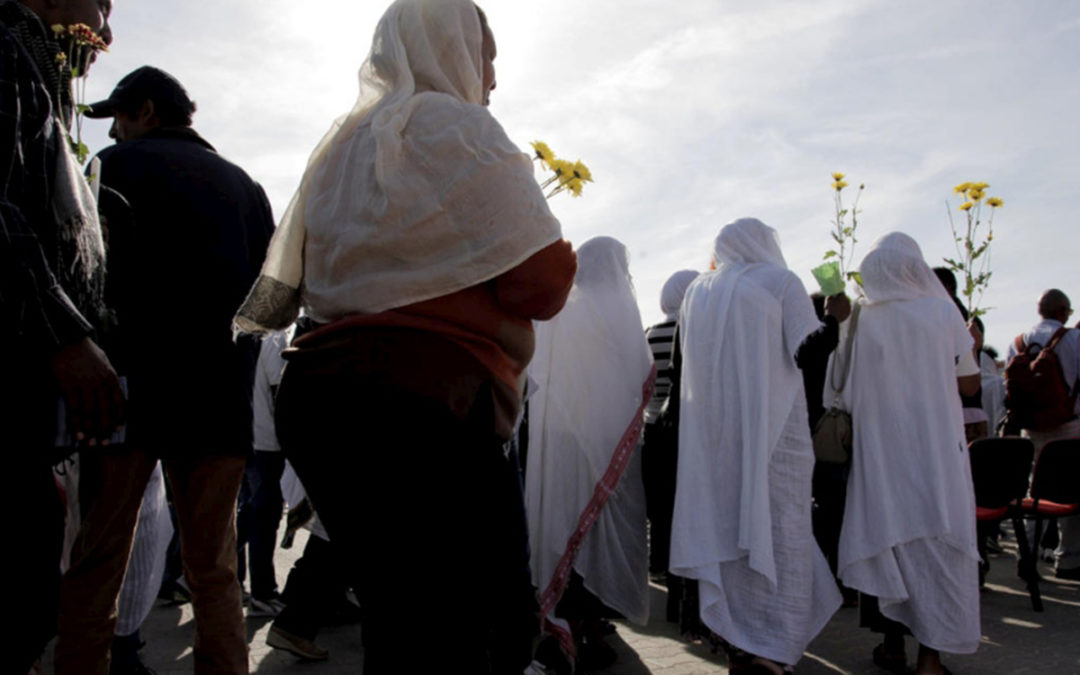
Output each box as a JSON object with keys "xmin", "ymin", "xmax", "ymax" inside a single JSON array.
[
  {"xmin": 838, "ymin": 233, "xmax": 978, "ymax": 571},
  {"xmin": 671, "ymin": 218, "xmax": 820, "ymax": 587},
  {"xmin": 660, "ymin": 269, "xmax": 700, "ymax": 320},
  {"xmin": 527, "ymin": 236, "xmax": 654, "ymax": 626},
  {"xmin": 234, "ymin": 0, "xmax": 562, "ymax": 332}
]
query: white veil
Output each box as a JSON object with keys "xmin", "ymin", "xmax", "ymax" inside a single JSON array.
[
  {"xmin": 527, "ymin": 236, "xmax": 655, "ymax": 628},
  {"xmin": 660, "ymin": 269, "xmax": 700, "ymax": 320},
  {"xmin": 235, "ymin": 0, "xmax": 562, "ymax": 332}
]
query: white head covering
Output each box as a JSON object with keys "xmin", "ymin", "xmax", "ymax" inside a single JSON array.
[
  {"xmin": 234, "ymin": 0, "xmax": 562, "ymax": 333},
  {"xmin": 660, "ymin": 269, "xmax": 700, "ymax": 320},
  {"xmin": 858, "ymin": 232, "xmax": 953, "ymax": 306},
  {"xmin": 527, "ymin": 236, "xmax": 654, "ymax": 627},
  {"xmin": 671, "ymin": 217, "xmax": 821, "ymax": 587}
]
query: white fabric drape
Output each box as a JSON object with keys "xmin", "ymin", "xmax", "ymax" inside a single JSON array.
[
  {"xmin": 234, "ymin": 0, "xmax": 561, "ymax": 333},
  {"xmin": 527, "ymin": 236, "xmax": 654, "ymax": 626},
  {"xmin": 115, "ymin": 463, "xmax": 173, "ymax": 636},
  {"xmin": 670, "ymin": 218, "xmax": 840, "ymax": 665},
  {"xmin": 838, "ymin": 232, "xmax": 981, "ymax": 654}
]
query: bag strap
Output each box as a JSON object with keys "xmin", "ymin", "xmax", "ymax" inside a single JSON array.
[
  {"xmin": 1045, "ymin": 326, "xmax": 1069, "ymax": 352},
  {"xmin": 829, "ymin": 301, "xmax": 861, "ymax": 397},
  {"xmin": 1014, "ymin": 333, "xmax": 1027, "ymax": 355}
]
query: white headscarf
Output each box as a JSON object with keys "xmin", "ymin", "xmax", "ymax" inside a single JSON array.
[
  {"xmin": 660, "ymin": 269, "xmax": 700, "ymax": 320},
  {"xmin": 527, "ymin": 236, "xmax": 654, "ymax": 627},
  {"xmin": 234, "ymin": 0, "xmax": 562, "ymax": 333},
  {"xmin": 672, "ymin": 218, "xmax": 821, "ymax": 587},
  {"xmin": 858, "ymin": 232, "xmax": 953, "ymax": 306}
]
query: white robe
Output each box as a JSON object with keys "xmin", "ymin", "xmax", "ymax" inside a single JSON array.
[
  {"xmin": 527, "ymin": 237, "xmax": 654, "ymax": 627},
  {"xmin": 671, "ymin": 261, "xmax": 841, "ymax": 665},
  {"xmin": 837, "ymin": 234, "xmax": 981, "ymax": 655}
]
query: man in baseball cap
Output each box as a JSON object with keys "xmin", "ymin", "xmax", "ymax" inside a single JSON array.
[{"xmin": 85, "ymin": 65, "xmax": 197, "ymax": 141}]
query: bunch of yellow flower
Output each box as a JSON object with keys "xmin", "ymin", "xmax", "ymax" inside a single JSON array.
[
  {"xmin": 944, "ymin": 181, "xmax": 1003, "ymax": 318},
  {"xmin": 531, "ymin": 140, "xmax": 594, "ymax": 199}
]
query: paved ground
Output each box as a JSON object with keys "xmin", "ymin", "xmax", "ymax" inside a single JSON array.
[{"xmin": 44, "ymin": 527, "xmax": 1080, "ymax": 673}]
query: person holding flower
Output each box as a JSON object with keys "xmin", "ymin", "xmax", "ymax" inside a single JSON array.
[
  {"xmin": 234, "ymin": 0, "xmax": 576, "ymax": 671},
  {"xmin": 0, "ymin": 0, "xmax": 119, "ymax": 671}
]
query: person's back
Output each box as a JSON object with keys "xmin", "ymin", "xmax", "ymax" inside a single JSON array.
[{"xmin": 95, "ymin": 127, "xmax": 273, "ymax": 449}]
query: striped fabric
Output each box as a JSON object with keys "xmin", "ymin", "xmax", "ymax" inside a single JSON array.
[{"xmin": 644, "ymin": 320, "xmax": 677, "ymax": 423}]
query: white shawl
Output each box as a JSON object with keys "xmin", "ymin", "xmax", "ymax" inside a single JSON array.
[
  {"xmin": 527, "ymin": 236, "xmax": 654, "ymax": 626},
  {"xmin": 235, "ymin": 0, "xmax": 561, "ymax": 332},
  {"xmin": 671, "ymin": 218, "xmax": 821, "ymax": 587},
  {"xmin": 838, "ymin": 233, "xmax": 978, "ymax": 571}
]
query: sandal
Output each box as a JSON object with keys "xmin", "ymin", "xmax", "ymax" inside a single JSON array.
[{"xmin": 873, "ymin": 643, "xmax": 910, "ymax": 674}]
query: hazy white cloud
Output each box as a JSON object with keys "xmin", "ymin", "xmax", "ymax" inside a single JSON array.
[{"xmin": 80, "ymin": 0, "xmax": 1079, "ymax": 348}]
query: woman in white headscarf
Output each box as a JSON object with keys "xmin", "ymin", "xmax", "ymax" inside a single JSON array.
[
  {"xmin": 233, "ymin": 1, "xmax": 577, "ymax": 671},
  {"xmin": 527, "ymin": 236, "xmax": 655, "ymax": 667},
  {"xmin": 837, "ymin": 233, "xmax": 981, "ymax": 675},
  {"xmin": 670, "ymin": 218, "xmax": 842, "ymax": 674},
  {"xmin": 642, "ymin": 269, "xmax": 699, "ymax": 617}
]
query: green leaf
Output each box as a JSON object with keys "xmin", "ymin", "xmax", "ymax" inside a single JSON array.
[
  {"xmin": 847, "ymin": 271, "xmax": 863, "ymax": 286},
  {"xmin": 76, "ymin": 141, "xmax": 89, "ymax": 164},
  {"xmin": 831, "ymin": 232, "xmax": 842, "ymax": 244},
  {"xmin": 76, "ymin": 104, "xmax": 92, "ymax": 114},
  {"xmin": 823, "ymin": 250, "xmax": 838, "ymax": 259}
]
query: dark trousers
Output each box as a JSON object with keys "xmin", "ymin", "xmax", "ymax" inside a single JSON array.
[
  {"xmin": 642, "ymin": 422, "xmax": 678, "ymax": 574},
  {"xmin": 12, "ymin": 457, "xmax": 64, "ymax": 672},
  {"xmin": 237, "ymin": 450, "xmax": 286, "ymax": 598},
  {"xmin": 276, "ymin": 353, "xmax": 538, "ymax": 674},
  {"xmin": 811, "ymin": 460, "xmax": 850, "ymax": 575},
  {"xmin": 55, "ymin": 449, "xmax": 248, "ymax": 675},
  {"xmin": 273, "ymin": 534, "xmax": 348, "ymax": 640}
]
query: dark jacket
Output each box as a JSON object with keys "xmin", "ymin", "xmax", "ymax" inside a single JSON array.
[{"xmin": 94, "ymin": 127, "xmax": 274, "ymax": 454}]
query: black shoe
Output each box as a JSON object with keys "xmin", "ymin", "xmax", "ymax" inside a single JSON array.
[{"xmin": 1055, "ymin": 566, "xmax": 1080, "ymax": 581}]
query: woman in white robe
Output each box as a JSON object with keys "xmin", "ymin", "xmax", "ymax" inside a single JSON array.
[
  {"xmin": 837, "ymin": 232, "xmax": 981, "ymax": 674},
  {"xmin": 527, "ymin": 236, "xmax": 655, "ymax": 662},
  {"xmin": 670, "ymin": 218, "xmax": 841, "ymax": 673}
]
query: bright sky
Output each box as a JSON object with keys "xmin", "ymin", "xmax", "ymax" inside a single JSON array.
[{"xmin": 81, "ymin": 0, "xmax": 1079, "ymax": 351}]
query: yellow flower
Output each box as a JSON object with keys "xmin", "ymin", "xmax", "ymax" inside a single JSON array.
[
  {"xmin": 953, "ymin": 182, "xmax": 972, "ymax": 194},
  {"xmin": 834, "ymin": 180, "xmax": 849, "ymax": 191},
  {"xmin": 567, "ymin": 177, "xmax": 584, "ymax": 197},
  {"xmin": 832, "ymin": 172, "xmax": 845, "ymax": 181},
  {"xmin": 959, "ymin": 201, "xmax": 973, "ymax": 211},
  {"xmin": 51, "ymin": 24, "xmax": 65, "ymax": 36},
  {"xmin": 971, "ymin": 182, "xmax": 989, "ymax": 190},
  {"xmin": 572, "ymin": 160, "xmax": 593, "ymax": 182},
  {"xmin": 986, "ymin": 196, "xmax": 1003, "ymax": 208},
  {"xmin": 968, "ymin": 189, "xmax": 985, "ymax": 201},
  {"xmin": 531, "ymin": 141, "xmax": 555, "ymax": 168}
]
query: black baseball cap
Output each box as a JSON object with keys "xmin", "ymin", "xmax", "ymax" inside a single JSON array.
[{"xmin": 85, "ymin": 66, "xmax": 196, "ymax": 119}]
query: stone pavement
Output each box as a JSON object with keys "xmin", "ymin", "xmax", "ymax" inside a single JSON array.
[{"xmin": 45, "ymin": 529, "xmax": 1080, "ymax": 673}]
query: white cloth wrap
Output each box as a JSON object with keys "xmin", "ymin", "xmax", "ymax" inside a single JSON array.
[
  {"xmin": 837, "ymin": 232, "xmax": 981, "ymax": 654},
  {"xmin": 115, "ymin": 462, "xmax": 173, "ymax": 636},
  {"xmin": 670, "ymin": 218, "xmax": 840, "ymax": 664},
  {"xmin": 526, "ymin": 236, "xmax": 654, "ymax": 625},
  {"xmin": 235, "ymin": 0, "xmax": 561, "ymax": 332}
]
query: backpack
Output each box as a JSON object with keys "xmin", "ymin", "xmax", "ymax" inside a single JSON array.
[{"xmin": 1003, "ymin": 327, "xmax": 1077, "ymax": 431}]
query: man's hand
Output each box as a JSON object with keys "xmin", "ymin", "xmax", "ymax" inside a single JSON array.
[
  {"xmin": 50, "ymin": 337, "xmax": 126, "ymax": 445},
  {"xmin": 968, "ymin": 320, "xmax": 984, "ymax": 353},
  {"xmin": 824, "ymin": 293, "xmax": 852, "ymax": 323}
]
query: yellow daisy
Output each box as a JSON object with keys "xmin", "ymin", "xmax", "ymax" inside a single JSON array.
[
  {"xmin": 986, "ymin": 197, "xmax": 1003, "ymax": 208},
  {"xmin": 953, "ymin": 182, "xmax": 972, "ymax": 194},
  {"xmin": 959, "ymin": 201, "xmax": 973, "ymax": 211},
  {"xmin": 832, "ymin": 172, "xmax": 845, "ymax": 181}
]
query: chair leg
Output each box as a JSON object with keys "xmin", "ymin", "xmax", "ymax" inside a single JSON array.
[
  {"xmin": 1012, "ymin": 515, "xmax": 1041, "ymax": 611},
  {"xmin": 1029, "ymin": 516, "xmax": 1045, "ymax": 612}
]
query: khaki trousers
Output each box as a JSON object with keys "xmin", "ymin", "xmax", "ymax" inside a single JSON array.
[{"xmin": 55, "ymin": 450, "xmax": 248, "ymax": 674}]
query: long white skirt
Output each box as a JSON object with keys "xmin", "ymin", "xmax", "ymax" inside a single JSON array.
[
  {"xmin": 694, "ymin": 405, "xmax": 841, "ymax": 665},
  {"xmin": 841, "ymin": 537, "xmax": 981, "ymax": 654}
]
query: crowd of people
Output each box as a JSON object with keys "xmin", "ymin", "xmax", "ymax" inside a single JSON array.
[{"xmin": 3, "ymin": 0, "xmax": 1077, "ymax": 674}]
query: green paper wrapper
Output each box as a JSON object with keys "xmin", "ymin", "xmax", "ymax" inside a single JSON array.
[{"xmin": 812, "ymin": 261, "xmax": 845, "ymax": 296}]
